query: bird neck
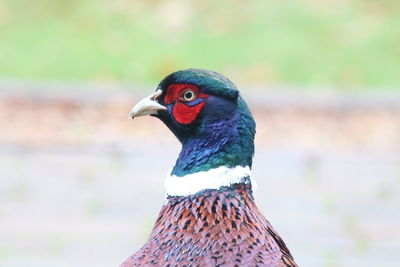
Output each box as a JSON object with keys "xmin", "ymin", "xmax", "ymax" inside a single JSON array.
[
  {"xmin": 172, "ymin": 111, "xmax": 255, "ymax": 176},
  {"xmin": 167, "ymin": 107, "xmax": 256, "ymax": 196}
]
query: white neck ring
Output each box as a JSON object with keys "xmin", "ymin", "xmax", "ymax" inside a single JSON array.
[{"xmin": 164, "ymin": 165, "xmax": 256, "ymax": 197}]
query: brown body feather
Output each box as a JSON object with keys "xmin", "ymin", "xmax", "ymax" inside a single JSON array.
[{"xmin": 121, "ymin": 184, "xmax": 297, "ymax": 267}]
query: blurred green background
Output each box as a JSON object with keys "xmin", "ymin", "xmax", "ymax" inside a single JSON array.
[{"xmin": 1, "ymin": 0, "xmax": 399, "ymax": 89}]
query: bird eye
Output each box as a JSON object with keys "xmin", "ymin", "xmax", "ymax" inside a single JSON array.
[{"xmin": 181, "ymin": 90, "xmax": 196, "ymax": 101}]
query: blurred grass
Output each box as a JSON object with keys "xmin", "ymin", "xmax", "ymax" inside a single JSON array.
[{"xmin": 0, "ymin": 0, "xmax": 399, "ymax": 89}]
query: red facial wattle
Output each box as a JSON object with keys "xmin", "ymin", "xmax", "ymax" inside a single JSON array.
[{"xmin": 164, "ymin": 84, "xmax": 208, "ymax": 125}]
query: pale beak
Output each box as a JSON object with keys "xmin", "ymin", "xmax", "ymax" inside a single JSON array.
[{"xmin": 129, "ymin": 89, "xmax": 167, "ymax": 119}]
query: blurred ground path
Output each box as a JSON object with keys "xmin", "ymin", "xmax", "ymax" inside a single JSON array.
[{"xmin": 0, "ymin": 88, "xmax": 400, "ymax": 267}]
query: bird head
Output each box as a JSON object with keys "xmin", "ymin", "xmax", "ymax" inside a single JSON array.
[{"xmin": 130, "ymin": 69, "xmax": 256, "ymax": 195}]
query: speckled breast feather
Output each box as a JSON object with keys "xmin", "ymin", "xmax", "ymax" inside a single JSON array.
[{"xmin": 121, "ymin": 184, "xmax": 296, "ymax": 267}]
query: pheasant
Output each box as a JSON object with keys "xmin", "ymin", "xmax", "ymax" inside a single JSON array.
[{"xmin": 121, "ymin": 69, "xmax": 297, "ymax": 267}]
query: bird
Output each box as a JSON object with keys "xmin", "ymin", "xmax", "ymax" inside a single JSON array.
[{"xmin": 121, "ymin": 69, "xmax": 297, "ymax": 267}]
